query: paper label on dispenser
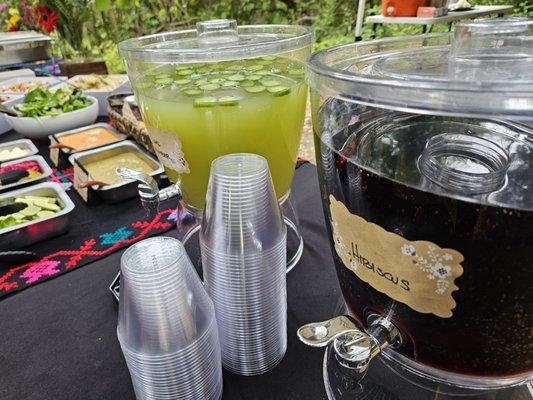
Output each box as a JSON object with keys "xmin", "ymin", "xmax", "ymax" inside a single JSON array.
[
  {"xmin": 147, "ymin": 128, "xmax": 190, "ymax": 174},
  {"xmin": 329, "ymin": 195, "xmax": 464, "ymax": 318}
]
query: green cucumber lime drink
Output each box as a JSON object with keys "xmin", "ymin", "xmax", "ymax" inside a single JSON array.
[{"xmin": 134, "ymin": 56, "xmax": 307, "ymax": 209}]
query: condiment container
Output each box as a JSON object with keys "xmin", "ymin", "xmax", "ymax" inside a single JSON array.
[
  {"xmin": 0, "ymin": 182, "xmax": 75, "ymax": 250},
  {"xmin": 0, "ymin": 155, "xmax": 52, "ymax": 193},
  {"xmin": 69, "ymin": 140, "xmax": 163, "ymax": 204},
  {"xmin": 49, "ymin": 123, "xmax": 128, "ymax": 167},
  {"xmin": 0, "ymin": 139, "xmax": 38, "ymax": 163}
]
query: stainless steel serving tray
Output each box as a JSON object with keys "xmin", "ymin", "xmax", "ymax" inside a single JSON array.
[
  {"xmin": 0, "ymin": 31, "xmax": 51, "ymax": 67},
  {"xmin": 0, "ymin": 182, "xmax": 75, "ymax": 250},
  {"xmin": 49, "ymin": 123, "xmax": 128, "ymax": 167},
  {"xmin": 68, "ymin": 140, "xmax": 163, "ymax": 204},
  {"xmin": 0, "ymin": 139, "xmax": 39, "ymax": 163},
  {"xmin": 0, "ymin": 155, "xmax": 52, "ymax": 193}
]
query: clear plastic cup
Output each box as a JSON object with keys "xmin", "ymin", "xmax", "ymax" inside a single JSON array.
[
  {"xmin": 117, "ymin": 237, "xmax": 223, "ymax": 400},
  {"xmin": 200, "ymin": 153, "xmax": 287, "ymax": 376}
]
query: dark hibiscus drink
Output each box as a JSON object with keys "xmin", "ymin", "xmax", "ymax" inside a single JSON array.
[{"xmin": 308, "ymin": 18, "xmax": 533, "ymax": 388}]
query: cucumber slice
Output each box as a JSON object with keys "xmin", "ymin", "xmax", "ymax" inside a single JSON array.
[
  {"xmin": 218, "ymin": 96, "xmax": 239, "ymax": 106},
  {"xmin": 184, "ymin": 89, "xmax": 203, "ymax": 96},
  {"xmin": 37, "ymin": 210, "xmax": 55, "ymax": 218},
  {"xmin": 256, "ymin": 70, "xmax": 269, "ymax": 76},
  {"xmin": 176, "ymin": 69, "xmax": 194, "ymax": 76},
  {"xmin": 20, "ymin": 205, "xmax": 40, "ymax": 217},
  {"xmin": 209, "ymin": 78, "xmax": 225, "ymax": 84},
  {"xmin": 240, "ymin": 81, "xmax": 254, "ymax": 87},
  {"xmin": 199, "ymin": 83, "xmax": 220, "ymax": 91},
  {"xmin": 261, "ymin": 56, "xmax": 277, "ymax": 61},
  {"xmin": 288, "ymin": 68, "xmax": 305, "ymax": 76},
  {"xmin": 229, "ymin": 74, "xmax": 245, "ymax": 81},
  {"xmin": 155, "ymin": 78, "xmax": 173, "ymax": 85},
  {"xmin": 193, "ymin": 97, "xmax": 218, "ymax": 107},
  {"xmin": 267, "ymin": 86, "xmax": 291, "ymax": 96},
  {"xmin": 227, "ymin": 64, "xmax": 244, "ymax": 71},
  {"xmin": 248, "ymin": 64, "xmax": 264, "ymax": 71},
  {"xmin": 244, "ymin": 86, "xmax": 266, "ymax": 93},
  {"xmin": 33, "ymin": 199, "xmax": 60, "ymax": 211},
  {"xmin": 261, "ymin": 79, "xmax": 281, "ymax": 87},
  {"xmin": 247, "ymin": 75, "xmax": 262, "ymax": 81},
  {"xmin": 173, "ymin": 78, "xmax": 191, "ymax": 85},
  {"xmin": 221, "ymin": 81, "xmax": 239, "ymax": 87}
]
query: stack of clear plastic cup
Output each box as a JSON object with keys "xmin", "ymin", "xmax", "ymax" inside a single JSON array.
[
  {"xmin": 200, "ymin": 153, "xmax": 288, "ymax": 376},
  {"xmin": 117, "ymin": 237, "xmax": 223, "ymax": 400}
]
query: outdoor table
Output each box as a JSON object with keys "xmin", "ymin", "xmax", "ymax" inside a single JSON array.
[
  {"xmin": 355, "ymin": 4, "xmax": 513, "ymax": 40},
  {"xmin": 1, "ymin": 129, "xmax": 531, "ymax": 399}
]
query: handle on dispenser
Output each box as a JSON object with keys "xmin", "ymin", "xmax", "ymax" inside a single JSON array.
[
  {"xmin": 298, "ymin": 314, "xmax": 401, "ymax": 382},
  {"xmin": 116, "ymin": 167, "xmax": 182, "ymax": 218}
]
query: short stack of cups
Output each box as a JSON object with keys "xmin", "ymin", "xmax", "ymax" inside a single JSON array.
[
  {"xmin": 117, "ymin": 237, "xmax": 223, "ymax": 400},
  {"xmin": 200, "ymin": 153, "xmax": 288, "ymax": 376}
]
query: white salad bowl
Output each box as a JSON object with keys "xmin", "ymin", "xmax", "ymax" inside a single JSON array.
[{"xmin": 4, "ymin": 96, "xmax": 99, "ymax": 140}]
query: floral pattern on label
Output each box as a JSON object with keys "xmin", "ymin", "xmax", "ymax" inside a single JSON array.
[{"xmin": 329, "ymin": 195, "xmax": 464, "ymax": 318}]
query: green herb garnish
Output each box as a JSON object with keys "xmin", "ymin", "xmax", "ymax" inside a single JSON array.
[{"xmin": 14, "ymin": 87, "xmax": 93, "ymax": 117}]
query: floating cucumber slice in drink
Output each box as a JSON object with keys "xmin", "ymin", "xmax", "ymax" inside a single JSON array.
[
  {"xmin": 184, "ymin": 88, "xmax": 203, "ymax": 96},
  {"xmin": 247, "ymin": 75, "xmax": 262, "ymax": 81},
  {"xmin": 193, "ymin": 96, "xmax": 218, "ymax": 107},
  {"xmin": 240, "ymin": 81, "xmax": 255, "ymax": 87},
  {"xmin": 199, "ymin": 83, "xmax": 220, "ymax": 91},
  {"xmin": 174, "ymin": 78, "xmax": 192, "ymax": 85},
  {"xmin": 244, "ymin": 86, "xmax": 266, "ymax": 93},
  {"xmin": 288, "ymin": 68, "xmax": 304, "ymax": 76},
  {"xmin": 261, "ymin": 56, "xmax": 277, "ymax": 61},
  {"xmin": 177, "ymin": 69, "xmax": 194, "ymax": 76},
  {"xmin": 267, "ymin": 86, "xmax": 291, "ymax": 96},
  {"xmin": 221, "ymin": 81, "xmax": 239, "ymax": 87},
  {"xmin": 261, "ymin": 79, "xmax": 281, "ymax": 87},
  {"xmin": 155, "ymin": 77, "xmax": 173, "ymax": 84},
  {"xmin": 229, "ymin": 74, "xmax": 245, "ymax": 81},
  {"xmin": 218, "ymin": 96, "xmax": 239, "ymax": 106}
]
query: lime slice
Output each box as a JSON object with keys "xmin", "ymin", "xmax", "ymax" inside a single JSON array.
[
  {"xmin": 218, "ymin": 96, "xmax": 239, "ymax": 106},
  {"xmin": 184, "ymin": 89, "xmax": 203, "ymax": 96},
  {"xmin": 199, "ymin": 83, "xmax": 220, "ymax": 91},
  {"xmin": 267, "ymin": 86, "xmax": 291, "ymax": 96},
  {"xmin": 244, "ymin": 86, "xmax": 266, "ymax": 93},
  {"xmin": 193, "ymin": 97, "xmax": 218, "ymax": 107},
  {"xmin": 261, "ymin": 79, "xmax": 281, "ymax": 87}
]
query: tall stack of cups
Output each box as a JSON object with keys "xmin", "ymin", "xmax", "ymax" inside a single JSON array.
[
  {"xmin": 200, "ymin": 153, "xmax": 288, "ymax": 376},
  {"xmin": 117, "ymin": 237, "xmax": 223, "ymax": 400}
]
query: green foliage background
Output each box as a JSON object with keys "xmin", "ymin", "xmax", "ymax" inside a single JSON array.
[{"xmin": 41, "ymin": 0, "xmax": 533, "ymax": 72}]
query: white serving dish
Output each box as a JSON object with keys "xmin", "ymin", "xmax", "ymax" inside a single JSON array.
[
  {"xmin": 0, "ymin": 139, "xmax": 38, "ymax": 162},
  {"xmin": 0, "ymin": 76, "xmax": 62, "ymax": 95},
  {"xmin": 4, "ymin": 96, "xmax": 99, "ymax": 140},
  {"xmin": 67, "ymin": 74, "xmax": 129, "ymax": 116},
  {"xmin": 0, "ymin": 94, "xmax": 22, "ymax": 135}
]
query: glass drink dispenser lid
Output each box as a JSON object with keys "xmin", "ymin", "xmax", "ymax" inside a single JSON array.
[{"xmin": 309, "ymin": 18, "xmax": 533, "ymax": 211}]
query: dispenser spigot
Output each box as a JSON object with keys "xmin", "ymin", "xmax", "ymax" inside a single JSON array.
[{"xmin": 298, "ymin": 314, "xmax": 401, "ymax": 382}]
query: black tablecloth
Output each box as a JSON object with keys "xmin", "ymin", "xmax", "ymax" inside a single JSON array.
[{"xmin": 0, "ymin": 163, "xmax": 343, "ymax": 400}]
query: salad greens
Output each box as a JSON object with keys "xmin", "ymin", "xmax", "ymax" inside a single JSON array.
[{"xmin": 14, "ymin": 87, "xmax": 93, "ymax": 117}]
